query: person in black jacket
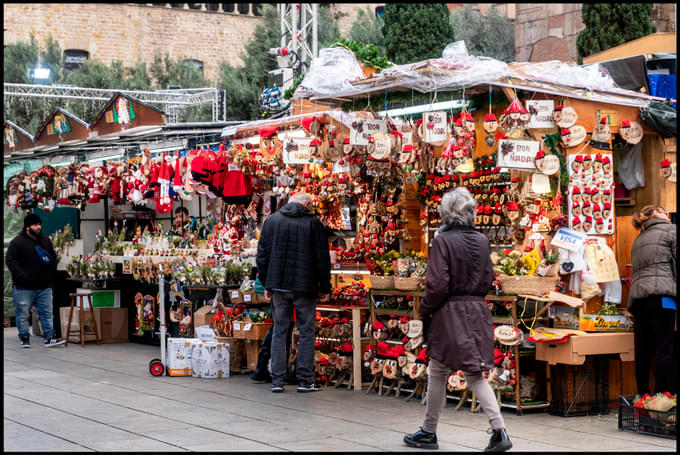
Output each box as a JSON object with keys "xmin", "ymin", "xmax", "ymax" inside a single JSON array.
[
  {"xmin": 5, "ymin": 213, "xmax": 65, "ymax": 348},
  {"xmin": 256, "ymin": 192, "xmax": 331, "ymax": 393}
]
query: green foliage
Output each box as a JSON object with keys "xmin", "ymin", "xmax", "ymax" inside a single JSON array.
[
  {"xmin": 317, "ymin": 4, "xmax": 341, "ymax": 49},
  {"xmin": 332, "ymin": 38, "xmax": 392, "ymax": 71},
  {"xmin": 576, "ymin": 4, "xmax": 655, "ymax": 61},
  {"xmin": 382, "ymin": 4, "xmax": 455, "ymax": 64},
  {"xmin": 449, "ymin": 5, "xmax": 515, "ymax": 62},
  {"xmin": 348, "ymin": 7, "xmax": 386, "ymax": 56}
]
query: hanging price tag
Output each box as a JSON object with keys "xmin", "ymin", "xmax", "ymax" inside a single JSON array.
[
  {"xmin": 244, "ymin": 323, "xmax": 252, "ymax": 331},
  {"xmin": 231, "ymin": 291, "xmax": 240, "ymax": 299},
  {"xmin": 233, "ymin": 322, "xmax": 241, "ymax": 331},
  {"xmin": 244, "ymin": 293, "xmax": 252, "ymax": 302}
]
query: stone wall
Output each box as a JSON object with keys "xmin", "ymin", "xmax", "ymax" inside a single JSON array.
[
  {"xmin": 515, "ymin": 3, "xmax": 677, "ymax": 63},
  {"xmin": 3, "ymin": 3, "xmax": 266, "ymax": 82}
]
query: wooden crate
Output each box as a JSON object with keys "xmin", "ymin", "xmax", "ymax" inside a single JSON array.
[
  {"xmin": 548, "ymin": 355, "xmax": 610, "ymax": 417},
  {"xmin": 216, "ymin": 336, "xmax": 245, "ymax": 372},
  {"xmin": 244, "ymin": 339, "xmax": 263, "ymax": 372}
]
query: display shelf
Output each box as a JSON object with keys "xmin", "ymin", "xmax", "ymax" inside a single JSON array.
[
  {"xmin": 374, "ymin": 307, "xmax": 415, "ymax": 315},
  {"xmin": 370, "ymin": 289, "xmax": 424, "ymax": 297},
  {"xmin": 316, "ymin": 304, "xmax": 370, "ymax": 392}
]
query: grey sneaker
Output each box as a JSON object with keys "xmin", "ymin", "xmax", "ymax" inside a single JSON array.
[
  {"xmin": 20, "ymin": 338, "xmax": 31, "ymax": 348},
  {"xmin": 44, "ymin": 338, "xmax": 65, "ymax": 348},
  {"xmin": 297, "ymin": 382, "xmax": 321, "ymax": 393},
  {"xmin": 271, "ymin": 383, "xmax": 284, "ymax": 393}
]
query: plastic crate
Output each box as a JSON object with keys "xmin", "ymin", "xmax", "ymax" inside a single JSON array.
[
  {"xmin": 618, "ymin": 395, "xmax": 677, "ymax": 440},
  {"xmin": 548, "ymin": 355, "xmax": 610, "ymax": 417}
]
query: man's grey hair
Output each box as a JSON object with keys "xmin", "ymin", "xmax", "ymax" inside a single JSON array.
[
  {"xmin": 437, "ymin": 187, "xmax": 477, "ymax": 227},
  {"xmin": 289, "ymin": 192, "xmax": 312, "ymax": 206}
]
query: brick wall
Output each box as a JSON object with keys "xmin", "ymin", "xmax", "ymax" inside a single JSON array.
[
  {"xmin": 3, "ymin": 3, "xmax": 266, "ymax": 82},
  {"xmin": 515, "ymin": 3, "xmax": 676, "ymax": 63}
]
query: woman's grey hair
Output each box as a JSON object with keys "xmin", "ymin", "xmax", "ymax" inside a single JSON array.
[
  {"xmin": 437, "ymin": 187, "xmax": 477, "ymax": 227},
  {"xmin": 289, "ymin": 192, "xmax": 312, "ymax": 206}
]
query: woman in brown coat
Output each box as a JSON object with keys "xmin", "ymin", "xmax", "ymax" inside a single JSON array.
[
  {"xmin": 629, "ymin": 205, "xmax": 676, "ymax": 394},
  {"xmin": 403, "ymin": 187, "xmax": 511, "ymax": 452}
]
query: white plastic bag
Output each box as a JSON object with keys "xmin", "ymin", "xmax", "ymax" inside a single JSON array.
[
  {"xmin": 602, "ymin": 279, "xmax": 622, "ymax": 304},
  {"xmin": 617, "ymin": 142, "xmax": 645, "ymax": 189}
]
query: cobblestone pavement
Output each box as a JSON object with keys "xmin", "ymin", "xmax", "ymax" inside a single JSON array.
[{"xmin": 3, "ymin": 328, "xmax": 676, "ymax": 452}]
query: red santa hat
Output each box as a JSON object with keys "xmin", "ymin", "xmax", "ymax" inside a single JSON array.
[
  {"xmin": 506, "ymin": 201, "xmax": 519, "ymax": 211},
  {"xmin": 399, "ymin": 316, "xmax": 409, "ymax": 324},
  {"xmin": 661, "ymin": 159, "xmax": 671, "ymax": 169},
  {"xmin": 373, "ymin": 320, "xmax": 386, "ymax": 332},
  {"xmin": 494, "ymin": 203, "xmax": 504, "ymax": 215},
  {"xmin": 258, "ymin": 126, "xmax": 278, "ymax": 138},
  {"xmin": 508, "ymin": 99, "xmax": 522, "ymax": 114},
  {"xmin": 603, "ymin": 202, "xmax": 612, "ymax": 210},
  {"xmin": 415, "ymin": 347, "xmax": 428, "ymax": 364},
  {"xmin": 484, "ymin": 113, "xmax": 497, "ymax": 122},
  {"xmin": 600, "ymin": 117, "xmax": 608, "ymax": 125},
  {"xmin": 602, "ymin": 155, "xmax": 611, "ymax": 165},
  {"xmin": 561, "ymin": 128, "xmax": 571, "ymax": 136},
  {"xmin": 583, "ymin": 155, "xmax": 592, "ymax": 161},
  {"xmin": 484, "ymin": 204, "xmax": 493, "ymax": 215},
  {"xmin": 620, "ymin": 120, "xmax": 631, "ymax": 128},
  {"xmin": 572, "ymin": 216, "xmax": 582, "ymax": 224},
  {"xmin": 343, "ymin": 137, "xmax": 351, "ymax": 144},
  {"xmin": 535, "ymin": 150, "xmax": 545, "ymax": 160},
  {"xmin": 403, "ymin": 144, "xmax": 413, "ymax": 152},
  {"xmin": 554, "ymin": 105, "xmax": 564, "ymax": 112},
  {"xmin": 582, "ymin": 199, "xmax": 591, "ymax": 208},
  {"xmin": 593, "ymin": 203, "xmax": 601, "ymax": 212},
  {"xmin": 585, "ymin": 215, "xmax": 593, "ymax": 223},
  {"xmin": 594, "ymin": 154, "xmax": 603, "ymax": 162},
  {"xmin": 574, "ymin": 155, "xmax": 583, "ymax": 163},
  {"xmin": 596, "ymin": 217, "xmax": 604, "ymax": 225},
  {"xmin": 376, "ymin": 341, "xmax": 390, "ymax": 358}
]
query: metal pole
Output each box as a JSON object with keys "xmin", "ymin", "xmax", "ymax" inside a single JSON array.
[
  {"xmin": 159, "ymin": 264, "xmax": 166, "ymax": 372},
  {"xmin": 312, "ymin": 4, "xmax": 318, "ymax": 58}
]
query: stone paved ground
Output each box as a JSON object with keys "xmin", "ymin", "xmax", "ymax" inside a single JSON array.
[{"xmin": 3, "ymin": 328, "xmax": 676, "ymax": 452}]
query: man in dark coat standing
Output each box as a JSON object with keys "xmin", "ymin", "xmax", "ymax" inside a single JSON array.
[
  {"xmin": 403, "ymin": 188, "xmax": 511, "ymax": 452},
  {"xmin": 256, "ymin": 192, "xmax": 331, "ymax": 393},
  {"xmin": 6, "ymin": 213, "xmax": 65, "ymax": 348}
]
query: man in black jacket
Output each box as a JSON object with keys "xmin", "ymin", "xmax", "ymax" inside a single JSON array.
[
  {"xmin": 256, "ymin": 192, "xmax": 331, "ymax": 393},
  {"xmin": 6, "ymin": 213, "xmax": 65, "ymax": 348}
]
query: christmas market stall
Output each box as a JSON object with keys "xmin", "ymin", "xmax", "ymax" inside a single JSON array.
[{"xmin": 280, "ymin": 40, "xmax": 677, "ymax": 416}]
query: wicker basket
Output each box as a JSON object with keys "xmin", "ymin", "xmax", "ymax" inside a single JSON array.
[
  {"xmin": 232, "ymin": 321, "xmax": 272, "ymax": 340},
  {"xmin": 369, "ymin": 275, "xmax": 395, "ymax": 289},
  {"xmin": 394, "ymin": 276, "xmax": 422, "ymax": 291},
  {"xmin": 497, "ymin": 274, "xmax": 560, "ymax": 295}
]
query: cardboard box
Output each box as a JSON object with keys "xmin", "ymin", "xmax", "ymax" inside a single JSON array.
[
  {"xmin": 535, "ymin": 332, "xmax": 635, "ymax": 365},
  {"xmin": 167, "ymin": 337, "xmax": 200, "ymax": 376},
  {"xmin": 553, "ymin": 306, "xmax": 580, "ymax": 329},
  {"xmin": 60, "ymin": 307, "xmax": 128, "ymax": 343},
  {"xmin": 191, "ymin": 341, "xmax": 230, "ymax": 378},
  {"xmin": 217, "ymin": 336, "xmax": 245, "ymax": 372},
  {"xmin": 244, "ymin": 339, "xmax": 262, "ymax": 372},
  {"xmin": 579, "ymin": 314, "xmax": 633, "ymax": 332},
  {"xmin": 60, "ymin": 306, "xmax": 102, "ymax": 342}
]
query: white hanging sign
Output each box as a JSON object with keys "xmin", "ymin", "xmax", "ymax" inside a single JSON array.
[
  {"xmin": 350, "ymin": 119, "xmax": 386, "ymax": 145},
  {"xmin": 526, "ymin": 100, "xmax": 555, "ymax": 129},
  {"xmin": 422, "ymin": 111, "xmax": 448, "ymax": 145},
  {"xmin": 496, "ymin": 139, "xmax": 540, "ymax": 169},
  {"xmin": 282, "ymin": 138, "xmax": 312, "ymax": 164}
]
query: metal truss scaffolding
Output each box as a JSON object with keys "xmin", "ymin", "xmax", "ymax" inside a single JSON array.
[
  {"xmin": 3, "ymin": 83, "xmax": 226, "ymax": 123},
  {"xmin": 280, "ymin": 3, "xmax": 318, "ymax": 63}
]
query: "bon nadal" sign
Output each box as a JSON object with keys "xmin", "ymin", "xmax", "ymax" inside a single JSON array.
[
  {"xmin": 496, "ymin": 139, "xmax": 540, "ymax": 169},
  {"xmin": 350, "ymin": 118, "xmax": 386, "ymax": 146},
  {"xmin": 282, "ymin": 138, "xmax": 312, "ymax": 164}
]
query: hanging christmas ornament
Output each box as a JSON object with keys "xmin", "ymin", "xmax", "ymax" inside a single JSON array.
[
  {"xmin": 556, "ymin": 106, "xmax": 578, "ymax": 128},
  {"xmin": 619, "ymin": 120, "xmax": 643, "ymax": 145},
  {"xmin": 561, "ymin": 126, "xmax": 586, "ymax": 147}
]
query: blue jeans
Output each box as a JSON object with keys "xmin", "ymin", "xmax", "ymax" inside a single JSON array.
[
  {"xmin": 12, "ymin": 287, "xmax": 55, "ymax": 341},
  {"xmin": 270, "ymin": 291, "xmax": 317, "ymax": 385}
]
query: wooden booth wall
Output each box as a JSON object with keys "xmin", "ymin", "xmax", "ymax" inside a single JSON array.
[
  {"xmin": 32, "ymin": 111, "xmax": 89, "ymax": 147},
  {"xmin": 88, "ymin": 95, "xmax": 166, "ymax": 138},
  {"xmin": 4, "ymin": 121, "xmax": 34, "ymax": 155}
]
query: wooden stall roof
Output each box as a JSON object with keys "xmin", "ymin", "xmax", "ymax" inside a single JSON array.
[
  {"xmin": 4, "ymin": 120, "xmax": 35, "ymax": 156},
  {"xmin": 583, "ymin": 33, "xmax": 676, "ymax": 64},
  {"xmin": 32, "ymin": 107, "xmax": 90, "ymax": 146},
  {"xmin": 88, "ymin": 92, "xmax": 167, "ymax": 138}
]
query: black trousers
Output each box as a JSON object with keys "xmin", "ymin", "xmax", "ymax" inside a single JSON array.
[{"xmin": 631, "ymin": 295, "xmax": 677, "ymax": 394}]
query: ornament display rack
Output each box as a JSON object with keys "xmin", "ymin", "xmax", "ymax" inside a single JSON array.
[{"xmin": 316, "ymin": 304, "xmax": 371, "ymax": 391}]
